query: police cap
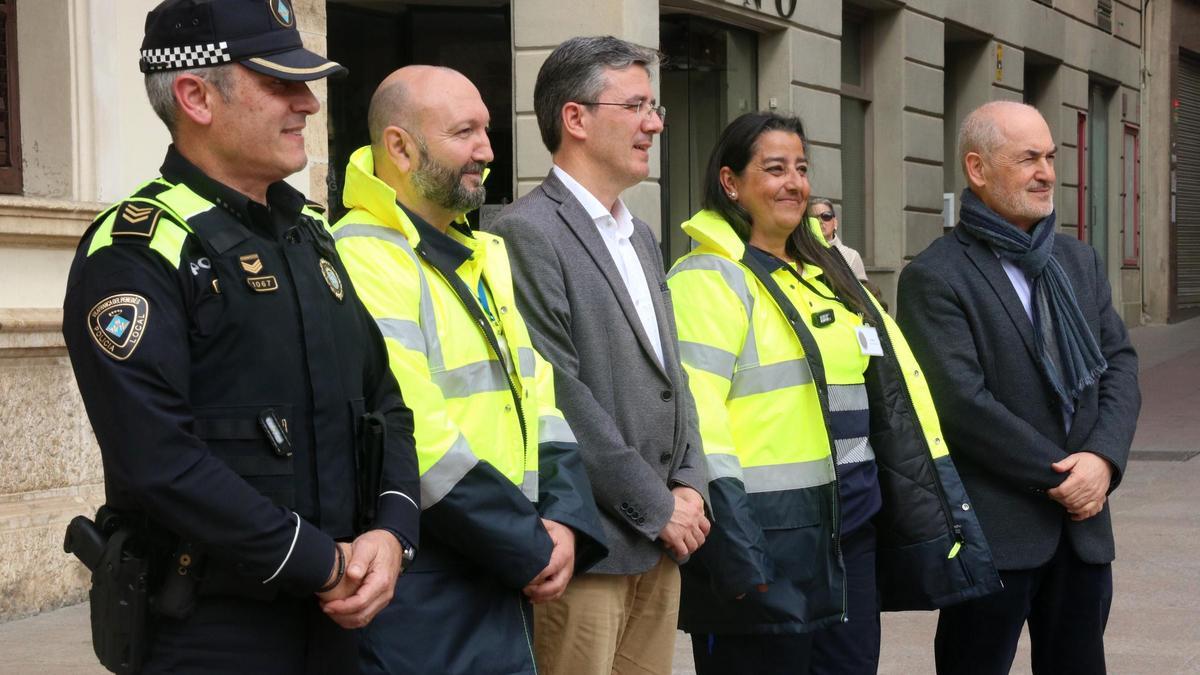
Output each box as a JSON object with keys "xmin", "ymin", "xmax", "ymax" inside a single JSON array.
[{"xmin": 140, "ymin": 0, "xmax": 347, "ymax": 81}]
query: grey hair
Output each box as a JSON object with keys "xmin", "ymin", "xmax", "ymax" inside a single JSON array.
[
  {"xmin": 957, "ymin": 100, "xmax": 1039, "ymax": 178},
  {"xmin": 533, "ymin": 36, "xmax": 659, "ymax": 153},
  {"xmin": 808, "ymin": 197, "xmax": 835, "ymax": 215},
  {"xmin": 144, "ymin": 64, "xmax": 235, "ymax": 135}
]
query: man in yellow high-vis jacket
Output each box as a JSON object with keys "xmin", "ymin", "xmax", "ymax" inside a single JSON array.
[{"xmin": 331, "ymin": 65, "xmax": 607, "ymax": 675}]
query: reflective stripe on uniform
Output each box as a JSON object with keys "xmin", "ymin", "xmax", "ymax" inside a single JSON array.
[
  {"xmin": 835, "ymin": 437, "xmax": 876, "ymax": 465},
  {"xmin": 707, "ymin": 452, "xmax": 834, "ymax": 493},
  {"xmin": 827, "ymin": 384, "xmax": 869, "ymax": 412},
  {"xmin": 538, "ymin": 415, "xmax": 575, "ymax": 445},
  {"xmin": 679, "ymin": 340, "xmax": 737, "ymax": 379},
  {"xmin": 433, "ymin": 360, "xmax": 511, "ymax": 399},
  {"xmin": 376, "ymin": 318, "xmax": 426, "ymax": 353},
  {"xmin": 670, "ymin": 255, "xmax": 759, "ymax": 368},
  {"xmin": 517, "ymin": 347, "xmax": 536, "ymax": 379},
  {"xmin": 729, "ymin": 359, "xmax": 813, "ymax": 399},
  {"xmin": 520, "ymin": 470, "xmax": 539, "ymax": 503},
  {"xmin": 334, "ymin": 222, "xmax": 444, "ymax": 369},
  {"xmin": 420, "ymin": 433, "xmax": 479, "ymax": 509}
]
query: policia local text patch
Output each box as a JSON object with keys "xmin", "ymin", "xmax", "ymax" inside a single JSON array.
[{"xmin": 88, "ymin": 293, "xmax": 149, "ymax": 360}]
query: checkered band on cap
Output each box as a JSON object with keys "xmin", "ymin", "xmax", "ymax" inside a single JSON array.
[{"xmin": 140, "ymin": 41, "xmax": 232, "ymax": 71}]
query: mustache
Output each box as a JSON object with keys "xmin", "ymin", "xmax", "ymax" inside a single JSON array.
[
  {"xmin": 459, "ymin": 162, "xmax": 487, "ymax": 176},
  {"xmin": 1028, "ymin": 180, "xmax": 1053, "ymax": 190}
]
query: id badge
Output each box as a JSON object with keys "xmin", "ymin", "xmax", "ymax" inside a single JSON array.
[{"xmin": 855, "ymin": 325, "xmax": 884, "ymax": 357}]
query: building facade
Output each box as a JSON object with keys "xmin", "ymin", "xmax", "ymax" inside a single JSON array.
[{"xmin": 0, "ymin": 0, "xmax": 1157, "ymax": 620}]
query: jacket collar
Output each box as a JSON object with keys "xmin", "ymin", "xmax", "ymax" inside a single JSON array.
[
  {"xmin": 341, "ymin": 145, "xmax": 422, "ymax": 246},
  {"xmin": 954, "ymin": 223, "xmax": 1040, "ymax": 363},
  {"xmin": 160, "ymin": 144, "xmax": 304, "ymax": 233}
]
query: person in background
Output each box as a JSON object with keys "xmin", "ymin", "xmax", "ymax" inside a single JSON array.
[
  {"xmin": 668, "ymin": 111, "xmax": 999, "ymax": 675},
  {"xmin": 809, "ymin": 198, "xmax": 868, "ymax": 282}
]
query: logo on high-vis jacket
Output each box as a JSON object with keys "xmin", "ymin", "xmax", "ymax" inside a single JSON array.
[{"xmin": 88, "ymin": 294, "xmax": 149, "ymax": 361}]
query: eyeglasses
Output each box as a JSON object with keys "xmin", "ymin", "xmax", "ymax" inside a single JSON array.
[
  {"xmin": 816, "ymin": 211, "xmax": 837, "ymax": 222},
  {"xmin": 576, "ymin": 100, "xmax": 667, "ymax": 123}
]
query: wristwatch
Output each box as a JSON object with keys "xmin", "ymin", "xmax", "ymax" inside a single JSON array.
[{"xmin": 399, "ymin": 537, "xmax": 416, "ymax": 573}]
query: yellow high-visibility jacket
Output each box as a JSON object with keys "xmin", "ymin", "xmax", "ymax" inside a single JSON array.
[
  {"xmin": 332, "ymin": 146, "xmax": 606, "ymax": 674},
  {"xmin": 668, "ymin": 209, "xmax": 1000, "ymax": 635}
]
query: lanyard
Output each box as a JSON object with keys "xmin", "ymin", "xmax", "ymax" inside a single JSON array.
[
  {"xmin": 476, "ymin": 278, "xmax": 496, "ymax": 323},
  {"xmin": 778, "ymin": 259, "xmax": 862, "ymax": 319}
]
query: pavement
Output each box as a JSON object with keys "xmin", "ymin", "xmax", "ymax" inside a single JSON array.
[{"xmin": 4, "ymin": 317, "xmax": 1199, "ymax": 675}]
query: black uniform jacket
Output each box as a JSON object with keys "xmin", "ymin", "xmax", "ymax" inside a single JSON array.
[{"xmin": 63, "ymin": 147, "xmax": 421, "ymax": 595}]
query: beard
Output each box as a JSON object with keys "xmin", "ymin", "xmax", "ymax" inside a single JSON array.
[
  {"xmin": 411, "ymin": 139, "xmax": 487, "ymax": 214},
  {"xmin": 993, "ymin": 181, "xmax": 1055, "ymax": 224}
]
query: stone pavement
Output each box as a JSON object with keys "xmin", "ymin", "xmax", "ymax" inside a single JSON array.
[{"xmin": 4, "ymin": 318, "xmax": 1199, "ymax": 675}]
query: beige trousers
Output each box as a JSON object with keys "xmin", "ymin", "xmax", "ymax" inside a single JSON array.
[{"xmin": 533, "ymin": 555, "xmax": 681, "ymax": 675}]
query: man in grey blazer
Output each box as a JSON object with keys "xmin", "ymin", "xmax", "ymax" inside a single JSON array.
[
  {"xmin": 897, "ymin": 101, "xmax": 1140, "ymax": 675},
  {"xmin": 488, "ymin": 36, "xmax": 710, "ymax": 675}
]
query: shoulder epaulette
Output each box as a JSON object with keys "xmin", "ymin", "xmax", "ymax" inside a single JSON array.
[
  {"xmin": 110, "ymin": 200, "xmax": 168, "ymax": 239},
  {"xmin": 304, "ymin": 199, "xmax": 327, "ymax": 215}
]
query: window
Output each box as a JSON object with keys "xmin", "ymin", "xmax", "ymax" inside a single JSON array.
[
  {"xmin": 1121, "ymin": 124, "xmax": 1139, "ymax": 266},
  {"xmin": 0, "ymin": 0, "xmax": 20, "ymax": 195},
  {"xmin": 840, "ymin": 8, "xmax": 871, "ymax": 255}
]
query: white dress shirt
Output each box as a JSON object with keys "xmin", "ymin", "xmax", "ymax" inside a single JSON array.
[
  {"xmin": 998, "ymin": 253, "xmax": 1072, "ymax": 430},
  {"xmin": 552, "ymin": 165, "xmax": 664, "ymax": 367}
]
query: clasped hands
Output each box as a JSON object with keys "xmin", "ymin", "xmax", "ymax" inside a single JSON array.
[
  {"xmin": 659, "ymin": 486, "xmax": 710, "ymax": 560},
  {"xmin": 316, "ymin": 529, "xmax": 403, "ymax": 629},
  {"xmin": 1047, "ymin": 451, "xmax": 1113, "ymax": 521}
]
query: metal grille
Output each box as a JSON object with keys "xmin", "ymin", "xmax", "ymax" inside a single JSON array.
[
  {"xmin": 1177, "ymin": 51, "xmax": 1200, "ymax": 308},
  {"xmin": 0, "ymin": 0, "xmax": 19, "ymax": 194}
]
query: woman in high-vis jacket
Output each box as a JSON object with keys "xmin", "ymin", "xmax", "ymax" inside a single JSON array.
[{"xmin": 667, "ymin": 112, "xmax": 1001, "ymax": 674}]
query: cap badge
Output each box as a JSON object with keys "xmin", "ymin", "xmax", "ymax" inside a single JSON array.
[
  {"xmin": 269, "ymin": 0, "xmax": 294, "ymax": 28},
  {"xmin": 320, "ymin": 258, "xmax": 345, "ymax": 302}
]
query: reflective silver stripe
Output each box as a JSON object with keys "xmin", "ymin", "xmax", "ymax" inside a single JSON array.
[
  {"xmin": 827, "ymin": 383, "xmax": 868, "ymax": 412},
  {"xmin": 379, "ymin": 490, "xmax": 419, "ymax": 511},
  {"xmin": 421, "ymin": 433, "xmax": 478, "ymax": 509},
  {"xmin": 742, "ymin": 459, "xmax": 835, "ymax": 494},
  {"xmin": 538, "ymin": 415, "xmax": 576, "ymax": 445},
  {"xmin": 433, "ymin": 360, "xmax": 510, "ymax": 399},
  {"xmin": 706, "ymin": 453, "xmax": 745, "ymax": 482},
  {"xmin": 835, "ymin": 437, "xmax": 875, "ymax": 465},
  {"xmin": 520, "ymin": 470, "xmax": 539, "ymax": 503},
  {"xmin": 670, "ymin": 255, "xmax": 759, "ymax": 367},
  {"xmin": 262, "ymin": 512, "xmax": 301, "ymax": 584},
  {"xmin": 729, "ymin": 359, "xmax": 813, "ymax": 399},
  {"xmin": 334, "ymin": 222, "xmax": 444, "ymax": 369},
  {"xmin": 517, "ymin": 347, "xmax": 536, "ymax": 379},
  {"xmin": 679, "ymin": 340, "xmax": 737, "ymax": 380},
  {"xmin": 377, "ymin": 318, "xmax": 426, "ymax": 353}
]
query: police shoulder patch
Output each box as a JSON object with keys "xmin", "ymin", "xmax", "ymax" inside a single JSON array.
[
  {"xmin": 88, "ymin": 293, "xmax": 150, "ymax": 360},
  {"xmin": 111, "ymin": 201, "xmax": 165, "ymax": 239}
]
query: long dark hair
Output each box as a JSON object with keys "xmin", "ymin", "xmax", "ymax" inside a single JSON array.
[{"xmin": 702, "ymin": 112, "xmax": 872, "ymax": 318}]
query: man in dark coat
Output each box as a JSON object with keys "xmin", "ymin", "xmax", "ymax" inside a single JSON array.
[{"xmin": 897, "ymin": 101, "xmax": 1140, "ymax": 675}]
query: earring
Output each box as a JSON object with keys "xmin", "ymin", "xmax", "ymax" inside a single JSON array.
[{"xmin": 727, "ymin": 191, "xmax": 737, "ymax": 200}]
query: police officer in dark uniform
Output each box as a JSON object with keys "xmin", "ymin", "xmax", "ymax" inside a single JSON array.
[{"xmin": 61, "ymin": 1, "xmax": 420, "ymax": 672}]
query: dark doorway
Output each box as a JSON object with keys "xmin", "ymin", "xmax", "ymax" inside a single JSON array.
[
  {"xmin": 327, "ymin": 1, "xmax": 512, "ymax": 226},
  {"xmin": 659, "ymin": 14, "xmax": 758, "ymax": 268}
]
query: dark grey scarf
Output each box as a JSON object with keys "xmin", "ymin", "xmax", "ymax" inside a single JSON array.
[{"xmin": 959, "ymin": 188, "xmax": 1107, "ymax": 412}]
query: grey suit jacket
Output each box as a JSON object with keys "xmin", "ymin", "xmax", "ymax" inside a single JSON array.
[
  {"xmin": 896, "ymin": 223, "xmax": 1140, "ymax": 570},
  {"xmin": 488, "ymin": 171, "xmax": 709, "ymax": 575}
]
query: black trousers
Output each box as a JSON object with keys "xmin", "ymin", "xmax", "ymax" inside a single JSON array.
[
  {"xmin": 142, "ymin": 593, "xmax": 357, "ymax": 674},
  {"xmin": 935, "ymin": 535, "xmax": 1113, "ymax": 675},
  {"xmin": 691, "ymin": 523, "xmax": 879, "ymax": 675}
]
